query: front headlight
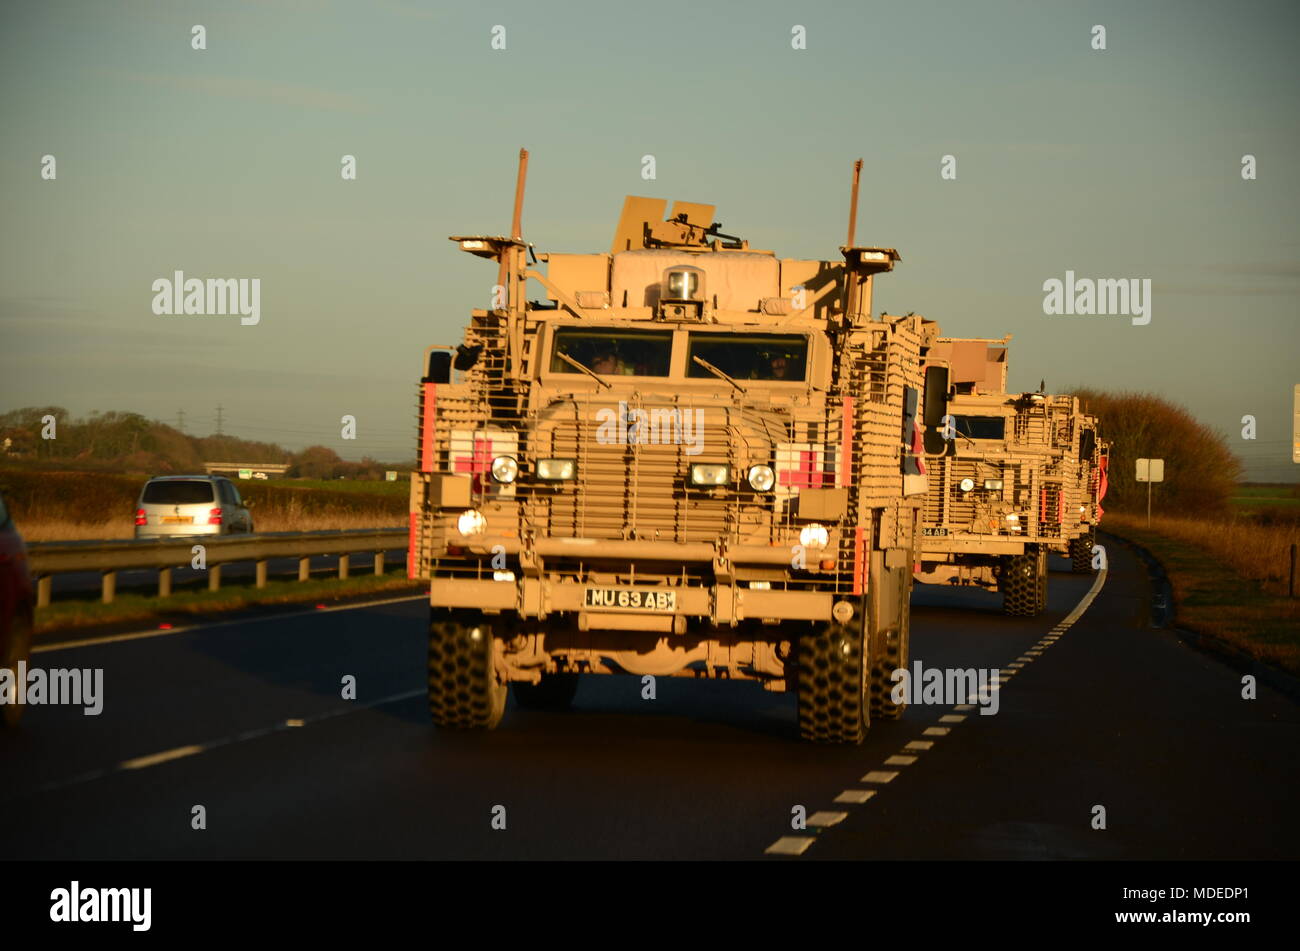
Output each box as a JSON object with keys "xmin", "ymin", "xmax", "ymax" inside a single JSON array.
[
  {"xmin": 747, "ymin": 465, "xmax": 775, "ymax": 492},
  {"xmin": 689, "ymin": 463, "xmax": 730, "ymax": 486},
  {"xmin": 536, "ymin": 458, "xmax": 576, "ymax": 481},
  {"xmin": 799, "ymin": 523, "xmax": 829, "ymax": 548},
  {"xmin": 457, "ymin": 509, "xmax": 487, "ymax": 537},
  {"xmin": 490, "ymin": 455, "xmax": 518, "ymax": 483},
  {"xmin": 983, "ymin": 479, "xmax": 1003, "ymax": 490}
]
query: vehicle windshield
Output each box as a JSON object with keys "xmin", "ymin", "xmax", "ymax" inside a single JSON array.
[
  {"xmin": 549, "ymin": 328, "xmax": 673, "ymax": 377},
  {"xmin": 954, "ymin": 416, "xmax": 1006, "ymax": 440},
  {"xmin": 142, "ymin": 480, "xmax": 216, "ymax": 504},
  {"xmin": 687, "ymin": 333, "xmax": 808, "ymax": 382}
]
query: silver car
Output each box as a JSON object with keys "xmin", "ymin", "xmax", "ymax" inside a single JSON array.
[{"xmin": 134, "ymin": 476, "xmax": 254, "ymax": 539}]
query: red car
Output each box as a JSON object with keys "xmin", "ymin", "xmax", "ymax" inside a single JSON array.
[{"xmin": 0, "ymin": 491, "xmax": 34, "ymax": 727}]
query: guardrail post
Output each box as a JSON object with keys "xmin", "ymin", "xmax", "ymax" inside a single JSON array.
[
  {"xmin": 209, "ymin": 564, "xmax": 222, "ymax": 592},
  {"xmin": 373, "ymin": 551, "xmax": 384, "ymax": 575},
  {"xmin": 299, "ymin": 557, "xmax": 310, "ymax": 582},
  {"xmin": 101, "ymin": 571, "xmax": 116, "ymax": 604},
  {"xmin": 159, "ymin": 567, "xmax": 172, "ymax": 598},
  {"xmin": 256, "ymin": 560, "xmax": 268, "ymax": 589},
  {"xmin": 37, "ymin": 575, "xmax": 52, "ymax": 609},
  {"xmin": 338, "ymin": 554, "xmax": 350, "ymax": 580}
]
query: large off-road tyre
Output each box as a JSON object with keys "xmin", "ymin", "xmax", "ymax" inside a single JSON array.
[
  {"xmin": 797, "ymin": 617, "xmax": 868, "ymax": 744},
  {"xmin": 1069, "ymin": 529, "xmax": 1095, "ymax": 573},
  {"xmin": 512, "ymin": 672, "xmax": 580, "ymax": 711},
  {"xmin": 1, "ymin": 611, "xmax": 33, "ymax": 728},
  {"xmin": 427, "ymin": 610, "xmax": 506, "ymax": 730},
  {"xmin": 1000, "ymin": 545, "xmax": 1047, "ymax": 618},
  {"xmin": 867, "ymin": 554, "xmax": 913, "ymax": 721}
]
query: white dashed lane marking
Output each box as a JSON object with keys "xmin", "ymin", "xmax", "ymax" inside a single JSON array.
[{"xmin": 764, "ymin": 564, "xmax": 1108, "ymax": 858}]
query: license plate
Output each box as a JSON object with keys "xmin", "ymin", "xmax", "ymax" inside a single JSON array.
[
  {"xmin": 922, "ymin": 527, "xmax": 949, "ymax": 537},
  {"xmin": 162, "ymin": 516, "xmax": 194, "ymax": 524},
  {"xmin": 584, "ymin": 587, "xmax": 677, "ymax": 612}
]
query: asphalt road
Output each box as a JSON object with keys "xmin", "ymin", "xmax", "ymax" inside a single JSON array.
[{"xmin": 3, "ymin": 538, "xmax": 1296, "ymax": 860}]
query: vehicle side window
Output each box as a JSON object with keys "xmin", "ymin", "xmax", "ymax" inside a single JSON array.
[
  {"xmin": 227, "ymin": 482, "xmax": 243, "ymax": 506},
  {"xmin": 216, "ymin": 481, "xmax": 235, "ymax": 506},
  {"xmin": 0, "ymin": 493, "xmax": 9, "ymax": 527}
]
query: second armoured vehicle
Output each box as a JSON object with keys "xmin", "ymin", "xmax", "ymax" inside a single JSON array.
[{"xmin": 915, "ymin": 336, "xmax": 1104, "ymax": 615}]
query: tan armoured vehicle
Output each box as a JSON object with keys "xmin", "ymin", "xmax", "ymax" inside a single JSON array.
[
  {"xmin": 1062, "ymin": 418, "xmax": 1109, "ymax": 572},
  {"xmin": 409, "ymin": 154, "xmax": 936, "ymax": 743},
  {"xmin": 916, "ymin": 336, "xmax": 1102, "ymax": 615}
]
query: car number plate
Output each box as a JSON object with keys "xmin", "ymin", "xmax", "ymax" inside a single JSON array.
[
  {"xmin": 584, "ymin": 587, "xmax": 676, "ymax": 612},
  {"xmin": 162, "ymin": 516, "xmax": 194, "ymax": 524},
  {"xmin": 922, "ymin": 527, "xmax": 949, "ymax": 537}
]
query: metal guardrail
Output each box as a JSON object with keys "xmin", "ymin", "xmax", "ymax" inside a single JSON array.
[{"xmin": 27, "ymin": 529, "xmax": 409, "ymax": 607}]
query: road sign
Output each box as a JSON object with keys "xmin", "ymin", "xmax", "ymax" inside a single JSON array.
[
  {"xmin": 1136, "ymin": 458, "xmax": 1164, "ymax": 526},
  {"xmin": 1136, "ymin": 458, "xmax": 1164, "ymax": 482},
  {"xmin": 1293, "ymin": 384, "xmax": 1299, "ymax": 464},
  {"xmin": 385, "ymin": 471, "xmax": 398, "ymax": 482},
  {"xmin": 237, "ymin": 468, "xmax": 253, "ymax": 480}
]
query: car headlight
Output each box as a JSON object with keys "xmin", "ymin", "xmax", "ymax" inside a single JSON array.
[
  {"xmin": 689, "ymin": 463, "xmax": 730, "ymax": 486},
  {"xmin": 536, "ymin": 458, "xmax": 576, "ymax": 481},
  {"xmin": 490, "ymin": 455, "xmax": 518, "ymax": 483},
  {"xmin": 983, "ymin": 479, "xmax": 1003, "ymax": 490},
  {"xmin": 799, "ymin": 524, "xmax": 829, "ymax": 548},
  {"xmin": 457, "ymin": 509, "xmax": 487, "ymax": 536},
  {"xmin": 747, "ymin": 465, "xmax": 775, "ymax": 492},
  {"xmin": 959, "ymin": 478, "xmax": 975, "ymax": 492}
]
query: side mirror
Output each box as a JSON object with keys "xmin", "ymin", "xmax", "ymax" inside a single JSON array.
[
  {"xmin": 454, "ymin": 344, "xmax": 483, "ymax": 371},
  {"xmin": 425, "ymin": 351, "xmax": 452, "ymax": 384},
  {"xmin": 922, "ymin": 365, "xmax": 950, "ymax": 455}
]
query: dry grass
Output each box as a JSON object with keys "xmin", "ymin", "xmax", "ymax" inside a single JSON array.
[
  {"xmin": 1103, "ymin": 512, "xmax": 1300, "ymax": 676},
  {"xmin": 1105, "ymin": 512, "xmax": 1299, "ymax": 596},
  {"xmin": 22, "ymin": 512, "xmax": 404, "ymax": 543}
]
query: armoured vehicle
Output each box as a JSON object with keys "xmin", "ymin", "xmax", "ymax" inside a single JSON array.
[
  {"xmin": 916, "ymin": 336, "xmax": 1103, "ymax": 615},
  {"xmin": 409, "ymin": 154, "xmax": 937, "ymax": 743},
  {"xmin": 1063, "ymin": 416, "xmax": 1109, "ymax": 572}
]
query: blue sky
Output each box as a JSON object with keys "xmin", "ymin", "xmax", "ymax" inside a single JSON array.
[{"xmin": 1, "ymin": 0, "xmax": 1297, "ymax": 478}]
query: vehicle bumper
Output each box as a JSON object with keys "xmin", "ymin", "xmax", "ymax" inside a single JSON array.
[
  {"xmin": 429, "ymin": 577, "xmax": 834, "ymax": 628},
  {"xmin": 135, "ymin": 525, "xmax": 224, "ymax": 539}
]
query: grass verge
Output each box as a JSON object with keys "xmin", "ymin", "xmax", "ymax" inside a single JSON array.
[
  {"xmin": 1103, "ymin": 513, "xmax": 1299, "ymax": 677},
  {"xmin": 35, "ymin": 572, "xmax": 423, "ymax": 635}
]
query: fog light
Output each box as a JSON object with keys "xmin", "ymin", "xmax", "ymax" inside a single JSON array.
[
  {"xmin": 959, "ymin": 478, "xmax": 975, "ymax": 492},
  {"xmin": 490, "ymin": 455, "xmax": 518, "ymax": 483},
  {"xmin": 536, "ymin": 458, "xmax": 576, "ymax": 481},
  {"xmin": 799, "ymin": 524, "xmax": 829, "ymax": 548},
  {"xmin": 457, "ymin": 509, "xmax": 487, "ymax": 536},
  {"xmin": 689, "ymin": 463, "xmax": 730, "ymax": 486},
  {"xmin": 747, "ymin": 465, "xmax": 775, "ymax": 492}
]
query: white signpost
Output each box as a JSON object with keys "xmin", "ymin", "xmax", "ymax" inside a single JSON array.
[
  {"xmin": 1292, "ymin": 384, "xmax": 1299, "ymax": 465},
  {"xmin": 1136, "ymin": 458, "xmax": 1164, "ymax": 526}
]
